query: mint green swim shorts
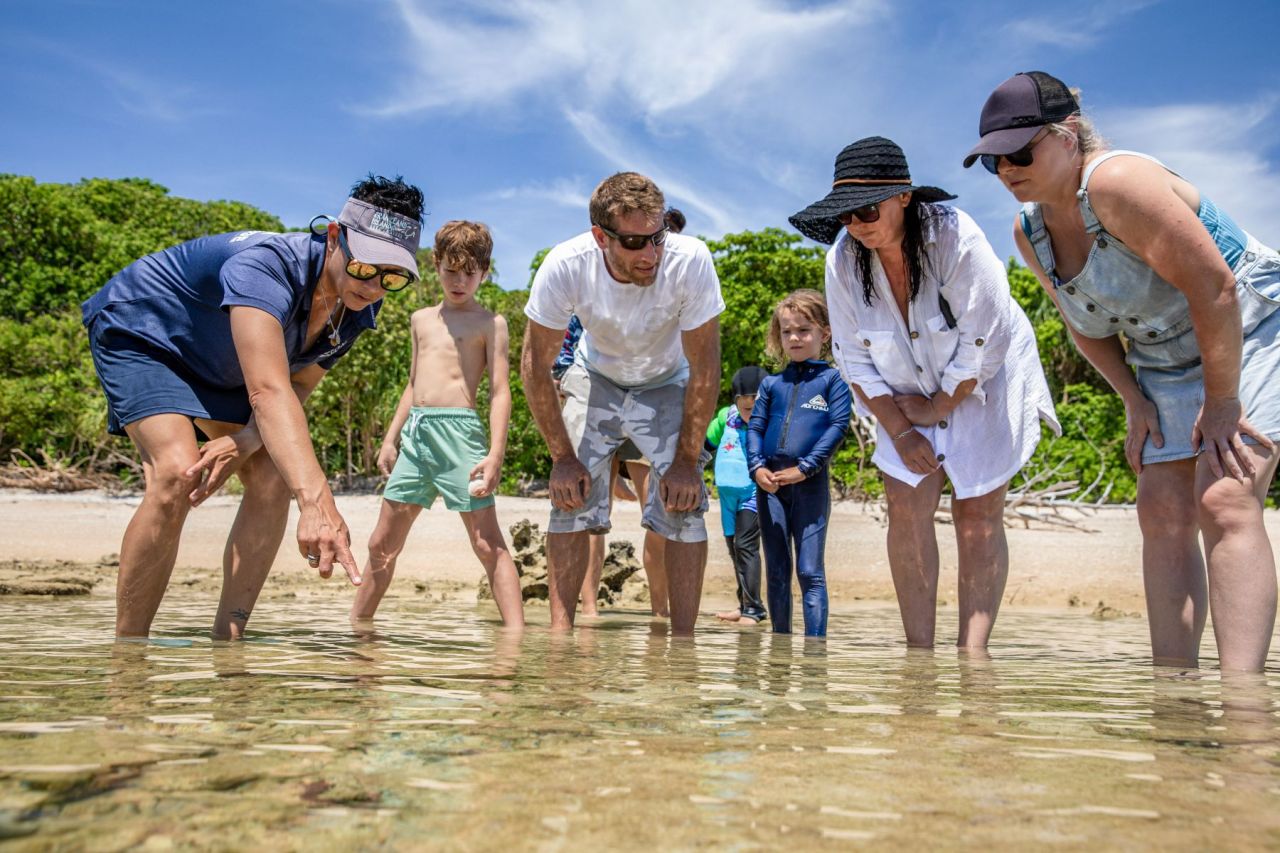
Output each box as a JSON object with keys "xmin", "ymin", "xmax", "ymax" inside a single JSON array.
[{"xmin": 383, "ymin": 407, "xmax": 495, "ymax": 512}]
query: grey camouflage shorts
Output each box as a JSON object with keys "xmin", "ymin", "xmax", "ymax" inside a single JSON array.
[{"xmin": 553, "ymin": 363, "xmax": 709, "ymax": 542}]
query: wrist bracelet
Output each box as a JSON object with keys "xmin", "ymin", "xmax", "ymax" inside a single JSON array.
[{"xmin": 892, "ymin": 427, "xmax": 914, "ymax": 441}]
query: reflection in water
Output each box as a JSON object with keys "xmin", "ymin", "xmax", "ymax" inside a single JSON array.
[{"xmin": 0, "ymin": 597, "xmax": 1278, "ymax": 847}]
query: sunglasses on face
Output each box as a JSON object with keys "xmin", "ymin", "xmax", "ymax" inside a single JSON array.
[
  {"xmin": 837, "ymin": 202, "xmax": 880, "ymax": 225},
  {"xmin": 598, "ymin": 223, "xmax": 668, "ymax": 251},
  {"xmin": 337, "ymin": 229, "xmax": 414, "ymax": 292},
  {"xmin": 980, "ymin": 130, "xmax": 1050, "ymax": 175}
]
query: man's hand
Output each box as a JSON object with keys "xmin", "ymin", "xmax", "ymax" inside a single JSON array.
[
  {"xmin": 377, "ymin": 442, "xmax": 400, "ymax": 477},
  {"xmin": 549, "ymin": 455, "xmax": 592, "ymax": 511},
  {"xmin": 753, "ymin": 467, "xmax": 779, "ymax": 494},
  {"xmin": 659, "ymin": 458, "xmax": 704, "ymax": 512}
]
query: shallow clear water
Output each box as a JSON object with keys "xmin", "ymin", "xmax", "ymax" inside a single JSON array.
[{"xmin": 1, "ymin": 597, "xmax": 1278, "ymax": 850}]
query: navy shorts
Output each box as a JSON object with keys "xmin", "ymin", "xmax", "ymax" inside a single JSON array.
[{"xmin": 87, "ymin": 322, "xmax": 251, "ymax": 437}]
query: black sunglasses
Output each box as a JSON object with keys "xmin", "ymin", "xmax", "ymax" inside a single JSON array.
[
  {"xmin": 837, "ymin": 203, "xmax": 880, "ymax": 225},
  {"xmin": 337, "ymin": 228, "xmax": 414, "ymax": 292},
  {"xmin": 981, "ymin": 130, "xmax": 1050, "ymax": 175},
  {"xmin": 598, "ymin": 223, "xmax": 668, "ymax": 251}
]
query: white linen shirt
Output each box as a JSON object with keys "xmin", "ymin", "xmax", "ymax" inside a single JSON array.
[
  {"xmin": 827, "ymin": 204, "xmax": 1059, "ymax": 498},
  {"xmin": 525, "ymin": 231, "xmax": 725, "ymax": 388}
]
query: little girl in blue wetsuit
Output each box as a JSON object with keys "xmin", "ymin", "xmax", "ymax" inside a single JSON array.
[{"xmin": 747, "ymin": 289, "xmax": 852, "ymax": 637}]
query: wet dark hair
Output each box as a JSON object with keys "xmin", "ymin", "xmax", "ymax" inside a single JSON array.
[
  {"xmin": 664, "ymin": 207, "xmax": 687, "ymax": 234},
  {"xmin": 350, "ymin": 174, "xmax": 425, "ymax": 224},
  {"xmin": 852, "ymin": 196, "xmax": 927, "ymax": 307}
]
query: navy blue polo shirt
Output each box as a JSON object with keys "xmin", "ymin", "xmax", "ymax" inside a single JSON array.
[{"xmin": 81, "ymin": 230, "xmax": 380, "ymax": 433}]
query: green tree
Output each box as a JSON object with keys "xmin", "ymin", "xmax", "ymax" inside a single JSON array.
[{"xmin": 706, "ymin": 228, "xmax": 826, "ymax": 389}]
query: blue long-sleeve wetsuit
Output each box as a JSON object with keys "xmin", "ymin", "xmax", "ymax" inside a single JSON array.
[{"xmin": 746, "ymin": 359, "xmax": 852, "ymax": 636}]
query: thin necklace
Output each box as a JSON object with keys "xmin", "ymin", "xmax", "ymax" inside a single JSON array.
[{"xmin": 318, "ymin": 286, "xmax": 346, "ymax": 347}]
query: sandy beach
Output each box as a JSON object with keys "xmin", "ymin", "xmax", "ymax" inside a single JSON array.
[{"xmin": 9, "ymin": 487, "xmax": 1276, "ymax": 619}]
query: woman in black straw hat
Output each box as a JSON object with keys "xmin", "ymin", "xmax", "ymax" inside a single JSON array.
[
  {"xmin": 967, "ymin": 71, "xmax": 1280, "ymax": 672},
  {"xmin": 790, "ymin": 136, "xmax": 1058, "ymax": 651}
]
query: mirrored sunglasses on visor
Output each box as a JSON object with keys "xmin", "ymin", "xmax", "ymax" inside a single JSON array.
[
  {"xmin": 837, "ymin": 203, "xmax": 880, "ymax": 225},
  {"xmin": 980, "ymin": 130, "xmax": 1049, "ymax": 175},
  {"xmin": 598, "ymin": 223, "xmax": 668, "ymax": 251},
  {"xmin": 337, "ymin": 228, "xmax": 414, "ymax": 292}
]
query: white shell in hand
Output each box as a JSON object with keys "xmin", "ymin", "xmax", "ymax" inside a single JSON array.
[{"xmin": 468, "ymin": 477, "xmax": 486, "ymax": 497}]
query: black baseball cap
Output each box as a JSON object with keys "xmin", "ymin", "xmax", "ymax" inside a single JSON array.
[
  {"xmin": 963, "ymin": 71, "xmax": 1079, "ymax": 168},
  {"xmin": 731, "ymin": 366, "xmax": 768, "ymax": 398}
]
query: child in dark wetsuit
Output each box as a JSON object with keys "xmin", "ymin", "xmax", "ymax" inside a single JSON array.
[{"xmin": 747, "ymin": 289, "xmax": 852, "ymax": 637}]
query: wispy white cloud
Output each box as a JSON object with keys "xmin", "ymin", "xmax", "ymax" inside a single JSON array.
[
  {"xmin": 376, "ymin": 0, "xmax": 875, "ymax": 120},
  {"xmin": 371, "ymin": 0, "xmax": 888, "ymax": 238},
  {"xmin": 1099, "ymin": 97, "xmax": 1280, "ymax": 239},
  {"xmin": 488, "ymin": 177, "xmax": 590, "ymax": 209},
  {"xmin": 1003, "ymin": 0, "xmax": 1162, "ymax": 50},
  {"xmin": 24, "ymin": 36, "xmax": 214, "ymax": 123},
  {"xmin": 563, "ymin": 108, "xmax": 740, "ymax": 234}
]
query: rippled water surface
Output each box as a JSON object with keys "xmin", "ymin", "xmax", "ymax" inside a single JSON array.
[{"xmin": 1, "ymin": 597, "xmax": 1278, "ymax": 850}]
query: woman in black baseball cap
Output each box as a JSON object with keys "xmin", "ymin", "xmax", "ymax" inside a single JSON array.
[
  {"xmin": 790, "ymin": 136, "xmax": 1059, "ymax": 652},
  {"xmin": 968, "ymin": 71, "xmax": 1280, "ymax": 673}
]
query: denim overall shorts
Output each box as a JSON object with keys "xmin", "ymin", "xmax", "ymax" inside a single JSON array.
[{"xmin": 1021, "ymin": 150, "xmax": 1280, "ymax": 464}]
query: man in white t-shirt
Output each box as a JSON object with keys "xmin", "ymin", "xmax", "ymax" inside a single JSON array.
[{"xmin": 522, "ymin": 172, "xmax": 725, "ymax": 635}]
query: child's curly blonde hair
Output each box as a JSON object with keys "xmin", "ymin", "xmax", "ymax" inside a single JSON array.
[{"xmin": 765, "ymin": 288, "xmax": 831, "ymax": 364}]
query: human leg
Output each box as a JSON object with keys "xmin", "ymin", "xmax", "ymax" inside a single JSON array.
[
  {"xmin": 117, "ymin": 414, "xmax": 204, "ymax": 637},
  {"xmin": 950, "ymin": 483, "xmax": 1010, "ymax": 650},
  {"xmin": 622, "ymin": 379, "xmax": 708, "ymax": 625},
  {"xmin": 461, "ymin": 506, "xmax": 526, "ymax": 628},
  {"xmin": 1136, "ymin": 459, "xmax": 1206, "ymax": 667},
  {"xmin": 715, "ymin": 485, "xmax": 744, "ymax": 620},
  {"xmin": 546, "ymin": 364, "xmax": 625, "ymax": 626},
  {"xmin": 734, "ymin": 507, "xmax": 766, "ymax": 622},
  {"xmin": 212, "ymin": 445, "xmax": 292, "ymax": 640},
  {"xmin": 791, "ymin": 475, "xmax": 831, "ymax": 638},
  {"xmin": 716, "ymin": 534, "xmax": 742, "ymax": 621},
  {"xmin": 350, "ymin": 499, "xmax": 423, "ymax": 620},
  {"xmin": 882, "ymin": 470, "xmax": 946, "ymax": 647},
  {"xmin": 628, "ymin": 461, "xmax": 670, "ymax": 617},
  {"xmin": 581, "ymin": 533, "xmax": 605, "ymax": 617},
  {"xmin": 665, "ymin": 538, "xmax": 708, "ymax": 636},
  {"xmin": 644, "ymin": 530, "xmax": 669, "ymax": 617},
  {"xmin": 547, "ymin": 530, "xmax": 592, "ymax": 630},
  {"xmin": 1197, "ymin": 444, "xmax": 1278, "ymax": 672},
  {"xmin": 757, "ymin": 488, "xmax": 794, "ymax": 633}
]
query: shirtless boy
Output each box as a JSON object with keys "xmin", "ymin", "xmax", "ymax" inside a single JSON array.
[{"xmin": 350, "ymin": 221, "xmax": 525, "ymax": 626}]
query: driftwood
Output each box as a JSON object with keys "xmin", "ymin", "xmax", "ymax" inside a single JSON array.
[{"xmin": 0, "ymin": 450, "xmax": 124, "ymax": 493}]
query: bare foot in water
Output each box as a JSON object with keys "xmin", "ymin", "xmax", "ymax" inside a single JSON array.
[{"xmin": 716, "ymin": 610, "xmax": 742, "ymax": 622}]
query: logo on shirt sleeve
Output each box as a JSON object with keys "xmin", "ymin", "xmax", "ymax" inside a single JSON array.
[{"xmin": 801, "ymin": 394, "xmax": 829, "ymax": 412}]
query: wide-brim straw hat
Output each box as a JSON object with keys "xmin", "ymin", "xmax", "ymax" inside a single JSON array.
[{"xmin": 788, "ymin": 136, "xmax": 956, "ymax": 245}]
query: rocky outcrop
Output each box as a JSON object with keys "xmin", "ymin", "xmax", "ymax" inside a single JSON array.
[{"xmin": 478, "ymin": 519, "xmax": 650, "ymax": 606}]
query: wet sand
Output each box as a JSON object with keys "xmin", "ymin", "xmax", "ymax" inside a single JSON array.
[{"xmin": 9, "ymin": 488, "xmax": 1274, "ymax": 618}]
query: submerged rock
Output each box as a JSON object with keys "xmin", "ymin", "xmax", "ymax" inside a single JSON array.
[
  {"xmin": 0, "ymin": 580, "xmax": 93, "ymax": 596},
  {"xmin": 1091, "ymin": 600, "xmax": 1139, "ymax": 620}
]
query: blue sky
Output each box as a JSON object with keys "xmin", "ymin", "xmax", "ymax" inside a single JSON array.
[{"xmin": 4, "ymin": 0, "xmax": 1279, "ymax": 289}]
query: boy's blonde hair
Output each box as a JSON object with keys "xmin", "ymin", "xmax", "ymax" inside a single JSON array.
[
  {"xmin": 589, "ymin": 172, "xmax": 665, "ymax": 231},
  {"xmin": 434, "ymin": 220, "xmax": 492, "ymax": 274},
  {"xmin": 765, "ymin": 289, "xmax": 831, "ymax": 363}
]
